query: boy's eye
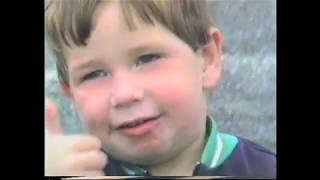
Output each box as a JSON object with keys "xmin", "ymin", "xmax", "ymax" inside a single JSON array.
[
  {"xmin": 81, "ymin": 70, "xmax": 107, "ymax": 82},
  {"xmin": 135, "ymin": 53, "xmax": 161, "ymax": 67}
]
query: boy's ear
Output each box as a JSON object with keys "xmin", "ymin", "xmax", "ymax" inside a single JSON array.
[
  {"xmin": 59, "ymin": 83, "xmax": 73, "ymax": 99},
  {"xmin": 200, "ymin": 27, "xmax": 224, "ymax": 90}
]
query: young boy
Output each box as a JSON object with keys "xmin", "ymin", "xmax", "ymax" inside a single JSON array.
[{"xmin": 45, "ymin": 0, "xmax": 276, "ymax": 178}]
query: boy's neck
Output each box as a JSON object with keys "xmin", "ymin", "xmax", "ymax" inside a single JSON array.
[{"xmin": 143, "ymin": 125, "xmax": 207, "ymax": 176}]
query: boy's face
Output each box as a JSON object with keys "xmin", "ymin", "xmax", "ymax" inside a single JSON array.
[{"xmin": 63, "ymin": 2, "xmax": 222, "ymax": 165}]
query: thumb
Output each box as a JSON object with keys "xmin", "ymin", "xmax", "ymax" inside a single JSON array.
[{"xmin": 45, "ymin": 99, "xmax": 63, "ymax": 134}]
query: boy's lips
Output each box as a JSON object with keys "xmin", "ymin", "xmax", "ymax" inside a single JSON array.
[{"xmin": 115, "ymin": 114, "xmax": 162, "ymax": 136}]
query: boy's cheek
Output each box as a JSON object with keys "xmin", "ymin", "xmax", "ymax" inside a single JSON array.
[
  {"xmin": 151, "ymin": 76, "xmax": 203, "ymax": 113},
  {"xmin": 73, "ymin": 88, "xmax": 111, "ymax": 126}
]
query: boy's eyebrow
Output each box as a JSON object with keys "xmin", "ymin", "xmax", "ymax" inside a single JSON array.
[
  {"xmin": 127, "ymin": 44, "xmax": 164, "ymax": 56},
  {"xmin": 125, "ymin": 40, "xmax": 166, "ymax": 55},
  {"xmin": 69, "ymin": 59, "xmax": 99, "ymax": 74},
  {"xmin": 127, "ymin": 46, "xmax": 152, "ymax": 55}
]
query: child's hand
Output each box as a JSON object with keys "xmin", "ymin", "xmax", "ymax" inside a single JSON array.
[{"xmin": 45, "ymin": 99, "xmax": 108, "ymax": 176}]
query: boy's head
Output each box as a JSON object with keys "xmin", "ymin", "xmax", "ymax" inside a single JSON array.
[{"xmin": 45, "ymin": 0, "xmax": 223, "ymax": 166}]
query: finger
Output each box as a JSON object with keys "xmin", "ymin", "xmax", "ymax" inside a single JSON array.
[
  {"xmin": 45, "ymin": 99, "xmax": 63, "ymax": 134},
  {"xmin": 68, "ymin": 135, "xmax": 102, "ymax": 152},
  {"xmin": 64, "ymin": 151, "xmax": 108, "ymax": 171}
]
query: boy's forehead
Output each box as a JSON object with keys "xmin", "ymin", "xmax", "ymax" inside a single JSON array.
[
  {"xmin": 74, "ymin": 3, "xmax": 166, "ymax": 46},
  {"xmin": 64, "ymin": 0, "xmax": 193, "ymax": 69},
  {"xmin": 93, "ymin": 1, "xmax": 152, "ymax": 36},
  {"xmin": 64, "ymin": 1, "xmax": 134, "ymax": 63},
  {"xmin": 91, "ymin": 1, "xmax": 153, "ymax": 47},
  {"xmin": 92, "ymin": 1, "xmax": 125, "ymax": 35}
]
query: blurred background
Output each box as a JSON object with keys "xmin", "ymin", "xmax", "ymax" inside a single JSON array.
[{"xmin": 45, "ymin": 0, "xmax": 276, "ymax": 153}]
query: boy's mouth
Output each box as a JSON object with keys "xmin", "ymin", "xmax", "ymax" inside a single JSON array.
[{"xmin": 116, "ymin": 114, "xmax": 162, "ymax": 136}]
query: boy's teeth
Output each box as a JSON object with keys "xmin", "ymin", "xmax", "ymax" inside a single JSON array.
[
  {"xmin": 128, "ymin": 123, "xmax": 138, "ymax": 128},
  {"xmin": 123, "ymin": 119, "xmax": 150, "ymax": 128}
]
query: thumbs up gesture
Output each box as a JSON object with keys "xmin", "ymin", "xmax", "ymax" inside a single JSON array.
[{"xmin": 45, "ymin": 99, "xmax": 108, "ymax": 176}]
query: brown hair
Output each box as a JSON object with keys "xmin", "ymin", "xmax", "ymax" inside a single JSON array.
[{"xmin": 45, "ymin": 0, "xmax": 214, "ymax": 86}]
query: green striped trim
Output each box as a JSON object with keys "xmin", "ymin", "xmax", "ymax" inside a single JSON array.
[
  {"xmin": 121, "ymin": 164, "xmax": 146, "ymax": 175},
  {"xmin": 215, "ymin": 133, "xmax": 238, "ymax": 167},
  {"xmin": 201, "ymin": 117, "xmax": 218, "ymax": 166},
  {"xmin": 201, "ymin": 117, "xmax": 238, "ymax": 168}
]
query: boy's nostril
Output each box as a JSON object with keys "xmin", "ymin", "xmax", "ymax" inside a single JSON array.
[{"xmin": 110, "ymin": 89, "xmax": 144, "ymax": 108}]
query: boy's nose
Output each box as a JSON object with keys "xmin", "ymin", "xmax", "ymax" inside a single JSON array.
[{"xmin": 109, "ymin": 73, "xmax": 144, "ymax": 109}]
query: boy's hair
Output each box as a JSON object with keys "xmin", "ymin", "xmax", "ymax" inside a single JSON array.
[{"xmin": 45, "ymin": 0, "xmax": 214, "ymax": 86}]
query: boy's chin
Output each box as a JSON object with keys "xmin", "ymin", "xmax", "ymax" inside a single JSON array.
[
  {"xmin": 127, "ymin": 155, "xmax": 172, "ymax": 166},
  {"xmin": 114, "ymin": 148, "xmax": 175, "ymax": 166}
]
